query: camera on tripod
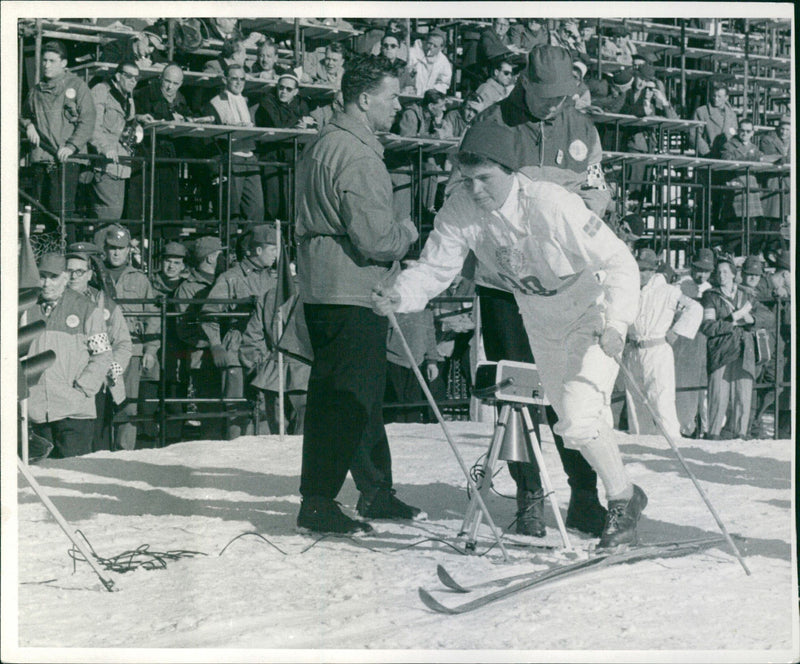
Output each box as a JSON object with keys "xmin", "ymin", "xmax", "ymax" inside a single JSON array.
[{"xmin": 473, "ymin": 360, "xmax": 548, "ymax": 406}]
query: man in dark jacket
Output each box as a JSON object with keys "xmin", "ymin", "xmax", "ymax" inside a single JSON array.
[
  {"xmin": 294, "ymin": 55, "xmax": 419, "ymax": 534},
  {"xmin": 21, "ymin": 40, "xmax": 96, "ymax": 234},
  {"xmin": 254, "ymin": 73, "xmax": 312, "ymax": 220},
  {"xmin": 126, "ymin": 63, "xmax": 192, "ymax": 235}
]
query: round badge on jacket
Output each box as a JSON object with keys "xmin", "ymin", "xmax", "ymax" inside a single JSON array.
[
  {"xmin": 103, "ymin": 308, "xmax": 111, "ymax": 321},
  {"xmin": 568, "ymin": 139, "xmax": 588, "ymax": 162},
  {"xmin": 66, "ymin": 314, "xmax": 80, "ymax": 328}
]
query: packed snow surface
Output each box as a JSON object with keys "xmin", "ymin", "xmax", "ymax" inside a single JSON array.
[{"xmin": 9, "ymin": 422, "xmax": 798, "ymax": 662}]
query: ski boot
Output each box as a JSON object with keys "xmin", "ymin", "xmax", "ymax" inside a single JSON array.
[
  {"xmin": 566, "ymin": 488, "xmax": 608, "ymax": 537},
  {"xmin": 515, "ymin": 489, "xmax": 546, "ymax": 537},
  {"xmin": 597, "ymin": 484, "xmax": 648, "ymax": 549}
]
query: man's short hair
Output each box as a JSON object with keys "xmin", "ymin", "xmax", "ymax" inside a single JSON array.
[
  {"xmin": 161, "ymin": 62, "xmax": 183, "ymax": 78},
  {"xmin": 422, "ymin": 89, "xmax": 446, "ymax": 106},
  {"xmin": 710, "ymin": 79, "xmax": 729, "ymax": 95},
  {"xmin": 116, "ymin": 60, "xmax": 139, "ymax": 75},
  {"xmin": 258, "ymin": 37, "xmax": 277, "ymax": 53},
  {"xmin": 221, "ymin": 36, "xmax": 245, "ymax": 59},
  {"xmin": 426, "ymin": 29, "xmax": 447, "ymax": 45},
  {"xmin": 341, "ymin": 55, "xmax": 402, "ymax": 105},
  {"xmin": 325, "ymin": 41, "xmax": 344, "ymax": 56},
  {"xmin": 225, "ymin": 62, "xmax": 246, "ymax": 77},
  {"xmin": 42, "ymin": 40, "xmax": 68, "ymax": 61}
]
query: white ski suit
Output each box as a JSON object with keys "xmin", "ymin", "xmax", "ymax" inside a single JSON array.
[
  {"xmin": 623, "ymin": 273, "xmax": 703, "ymax": 439},
  {"xmin": 392, "ymin": 174, "xmax": 639, "ymax": 451}
]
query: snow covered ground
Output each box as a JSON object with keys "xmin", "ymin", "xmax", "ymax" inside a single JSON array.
[{"xmin": 5, "ymin": 422, "xmax": 798, "ymax": 662}]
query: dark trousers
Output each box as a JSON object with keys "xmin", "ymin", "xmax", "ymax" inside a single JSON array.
[
  {"xmin": 92, "ymin": 389, "xmax": 114, "ymax": 452},
  {"xmin": 31, "ymin": 418, "xmax": 94, "ymax": 458},
  {"xmin": 26, "ymin": 162, "xmax": 81, "ymax": 236},
  {"xmin": 385, "ymin": 362, "xmax": 425, "ymax": 423},
  {"xmin": 300, "ymin": 304, "xmax": 390, "ymax": 500},
  {"xmin": 477, "ymin": 286, "xmax": 599, "ymax": 493}
]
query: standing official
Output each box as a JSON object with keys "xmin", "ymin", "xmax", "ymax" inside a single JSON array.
[
  {"xmin": 65, "ymin": 241, "xmax": 132, "ymax": 450},
  {"xmin": 295, "ymin": 55, "xmax": 419, "ymax": 534},
  {"xmin": 28, "ymin": 253, "xmax": 112, "ymax": 458}
]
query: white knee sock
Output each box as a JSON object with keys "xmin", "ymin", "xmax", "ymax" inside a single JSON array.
[{"xmin": 579, "ymin": 436, "xmax": 632, "ymax": 501}]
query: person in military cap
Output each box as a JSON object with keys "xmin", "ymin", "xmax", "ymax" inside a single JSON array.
[
  {"xmin": 174, "ymin": 236, "xmax": 226, "ymax": 439},
  {"xmin": 137, "ymin": 239, "xmax": 190, "ymax": 443},
  {"xmin": 623, "ymin": 249, "xmax": 703, "ymax": 440},
  {"xmin": 27, "ymin": 253, "xmax": 113, "ymax": 458},
  {"xmin": 673, "ymin": 248, "xmax": 716, "ymax": 437},
  {"xmin": 201, "ymin": 225, "xmax": 277, "ymax": 439},
  {"xmin": 65, "ymin": 241, "xmax": 133, "ymax": 450},
  {"xmin": 98, "ymin": 223, "xmax": 161, "ymax": 449},
  {"xmin": 466, "ymin": 45, "xmax": 613, "ymax": 538}
]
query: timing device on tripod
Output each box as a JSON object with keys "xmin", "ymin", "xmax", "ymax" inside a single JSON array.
[{"xmin": 461, "ymin": 360, "xmax": 573, "ymax": 552}]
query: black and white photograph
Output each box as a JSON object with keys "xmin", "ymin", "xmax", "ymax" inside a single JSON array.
[{"xmin": 1, "ymin": 2, "xmax": 796, "ymax": 662}]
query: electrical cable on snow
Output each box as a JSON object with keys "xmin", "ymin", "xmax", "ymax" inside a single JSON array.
[{"xmin": 68, "ymin": 530, "xmax": 207, "ymax": 574}]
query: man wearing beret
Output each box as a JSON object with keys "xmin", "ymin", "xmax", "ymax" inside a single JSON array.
[
  {"xmin": 20, "ymin": 40, "xmax": 96, "ymax": 235},
  {"xmin": 100, "ymin": 224, "xmax": 161, "ymax": 450},
  {"xmin": 466, "ymin": 45, "xmax": 614, "ymax": 537},
  {"xmin": 65, "ymin": 242, "xmax": 133, "ymax": 451},
  {"xmin": 373, "ymin": 124, "xmax": 648, "ymax": 549},
  {"xmin": 175, "ymin": 236, "xmax": 226, "ymax": 439},
  {"xmin": 673, "ymin": 248, "xmax": 715, "ymax": 437},
  {"xmin": 623, "ymin": 249, "xmax": 703, "ymax": 440},
  {"xmin": 201, "ymin": 225, "xmax": 277, "ymax": 439},
  {"xmin": 27, "ymin": 253, "xmax": 113, "ymax": 458}
]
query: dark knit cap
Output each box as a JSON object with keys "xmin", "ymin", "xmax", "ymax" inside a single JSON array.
[{"xmin": 459, "ymin": 123, "xmax": 522, "ymax": 171}]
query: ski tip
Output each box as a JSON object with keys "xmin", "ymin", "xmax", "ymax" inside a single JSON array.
[
  {"xmin": 436, "ymin": 564, "xmax": 469, "ymax": 593},
  {"xmin": 418, "ymin": 587, "xmax": 458, "ymax": 614}
]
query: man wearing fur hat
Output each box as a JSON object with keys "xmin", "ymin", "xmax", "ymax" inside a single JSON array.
[{"xmin": 373, "ymin": 123, "xmax": 648, "ymax": 549}]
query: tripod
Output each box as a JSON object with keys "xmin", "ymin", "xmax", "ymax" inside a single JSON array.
[{"xmin": 460, "ymin": 362, "xmax": 573, "ymax": 553}]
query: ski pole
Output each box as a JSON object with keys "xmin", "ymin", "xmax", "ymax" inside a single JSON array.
[
  {"xmin": 17, "ymin": 457, "xmax": 116, "ymax": 591},
  {"xmin": 386, "ymin": 311, "xmax": 510, "ymax": 561},
  {"xmin": 614, "ymin": 357, "xmax": 751, "ymax": 575}
]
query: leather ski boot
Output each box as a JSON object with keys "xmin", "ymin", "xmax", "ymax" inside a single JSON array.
[{"xmin": 597, "ymin": 485, "xmax": 648, "ymax": 549}]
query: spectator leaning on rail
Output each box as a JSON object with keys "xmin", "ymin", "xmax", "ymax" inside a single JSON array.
[
  {"xmin": 21, "ymin": 40, "xmax": 96, "ymax": 235},
  {"xmin": 201, "ymin": 225, "xmax": 278, "ymax": 440},
  {"xmin": 372, "ymin": 123, "xmax": 647, "ymax": 549},
  {"xmin": 97, "ymin": 223, "xmax": 161, "ymax": 450},
  {"xmin": 294, "ymin": 54, "xmax": 419, "ymax": 535},
  {"xmin": 127, "ymin": 63, "xmax": 191, "ymax": 237},
  {"xmin": 65, "ymin": 241, "xmax": 132, "ymax": 452},
  {"xmin": 622, "ymin": 249, "xmax": 703, "ymax": 440},
  {"xmin": 27, "ymin": 253, "xmax": 113, "ymax": 458},
  {"xmin": 89, "ymin": 60, "xmax": 140, "ymax": 221},
  {"xmin": 202, "ymin": 63, "xmax": 265, "ymax": 228}
]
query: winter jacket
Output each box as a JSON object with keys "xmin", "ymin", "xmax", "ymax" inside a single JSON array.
[
  {"xmin": 629, "ymin": 273, "xmax": 702, "ymax": 342},
  {"xmin": 80, "ymin": 285, "xmax": 133, "ymax": 405},
  {"xmin": 474, "ymin": 85, "xmax": 610, "ymax": 217},
  {"xmin": 475, "ymin": 77, "xmax": 513, "ymax": 109},
  {"xmin": 21, "ymin": 72, "xmax": 96, "ymax": 164},
  {"xmin": 201, "ymin": 259, "xmax": 276, "ymax": 366},
  {"xmin": 174, "ymin": 266, "xmax": 217, "ymax": 349},
  {"xmin": 405, "ymin": 42, "xmax": 452, "ymax": 96},
  {"xmin": 700, "ymin": 286, "xmax": 758, "ymax": 377},
  {"xmin": 720, "ymin": 137, "xmax": 764, "ymax": 219},
  {"xmin": 758, "ymin": 130, "xmax": 790, "ymax": 219},
  {"xmin": 27, "ymin": 288, "xmax": 113, "ymax": 423},
  {"xmin": 295, "ymin": 112, "xmax": 416, "ymax": 307},
  {"xmin": 108, "ymin": 264, "xmax": 161, "ymax": 357},
  {"xmin": 392, "ymin": 173, "xmax": 639, "ymax": 339},
  {"xmin": 239, "ymin": 287, "xmax": 312, "ymax": 392},
  {"xmin": 691, "ymin": 103, "xmax": 738, "ymax": 157},
  {"xmin": 90, "ymin": 80, "xmax": 136, "ymax": 178}
]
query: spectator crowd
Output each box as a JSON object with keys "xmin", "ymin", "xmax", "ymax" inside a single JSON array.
[{"xmin": 18, "ymin": 16, "xmax": 792, "ymax": 463}]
